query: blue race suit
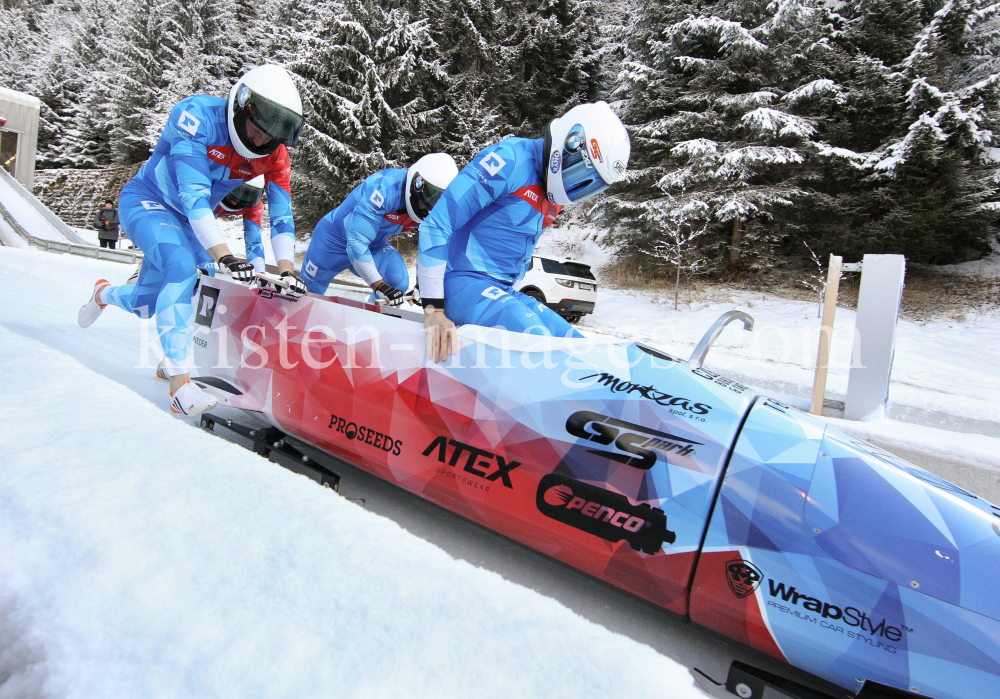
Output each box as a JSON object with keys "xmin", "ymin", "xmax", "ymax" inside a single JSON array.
[
  {"xmin": 416, "ymin": 137, "xmax": 581, "ymax": 337},
  {"xmin": 300, "ymin": 168, "xmax": 414, "ymax": 295},
  {"xmin": 109, "ymin": 179, "xmax": 263, "ymax": 318},
  {"xmin": 102, "ymin": 95, "xmax": 295, "ymax": 376}
]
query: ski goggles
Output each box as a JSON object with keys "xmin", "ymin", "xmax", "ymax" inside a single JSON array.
[
  {"xmin": 560, "ymin": 124, "xmax": 609, "ymax": 203},
  {"xmin": 409, "ymin": 172, "xmax": 448, "ymax": 216},
  {"xmin": 219, "ymin": 179, "xmax": 265, "ymax": 212},
  {"xmin": 236, "ymin": 84, "xmax": 305, "ymax": 148}
]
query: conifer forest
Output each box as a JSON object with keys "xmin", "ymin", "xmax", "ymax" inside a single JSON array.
[{"xmin": 3, "ymin": 0, "xmax": 999, "ymax": 269}]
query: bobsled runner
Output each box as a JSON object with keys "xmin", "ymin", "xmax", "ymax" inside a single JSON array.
[{"xmin": 191, "ymin": 276, "xmax": 1000, "ymax": 699}]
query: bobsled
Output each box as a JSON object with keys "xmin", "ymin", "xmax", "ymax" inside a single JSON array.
[{"xmin": 191, "ymin": 276, "xmax": 1000, "ymax": 699}]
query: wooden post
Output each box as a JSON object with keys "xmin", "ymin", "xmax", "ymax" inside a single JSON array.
[{"xmin": 810, "ymin": 255, "xmax": 842, "ymax": 415}]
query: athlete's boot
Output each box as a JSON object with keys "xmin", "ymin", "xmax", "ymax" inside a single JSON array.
[
  {"xmin": 156, "ymin": 360, "xmax": 169, "ymax": 380},
  {"xmin": 78, "ymin": 279, "xmax": 111, "ymax": 328},
  {"xmin": 170, "ymin": 380, "xmax": 218, "ymax": 416}
]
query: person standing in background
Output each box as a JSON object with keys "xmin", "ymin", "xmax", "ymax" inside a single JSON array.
[{"xmin": 94, "ymin": 200, "xmax": 119, "ymax": 249}]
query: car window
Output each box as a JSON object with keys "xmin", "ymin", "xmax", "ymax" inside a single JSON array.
[
  {"xmin": 563, "ymin": 262, "xmax": 595, "ymax": 280},
  {"xmin": 526, "ymin": 257, "xmax": 533, "ymax": 270},
  {"xmin": 540, "ymin": 258, "xmax": 567, "ymax": 274}
]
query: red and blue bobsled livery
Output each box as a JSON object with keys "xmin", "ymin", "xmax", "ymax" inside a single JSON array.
[{"xmin": 192, "ymin": 276, "xmax": 1000, "ymax": 699}]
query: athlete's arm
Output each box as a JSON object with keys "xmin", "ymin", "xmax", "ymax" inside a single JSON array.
[
  {"xmin": 345, "ymin": 178, "xmax": 391, "ymax": 287},
  {"xmin": 265, "ymin": 148, "xmax": 295, "ymax": 274},
  {"xmin": 417, "ymin": 143, "xmax": 515, "ymax": 363},
  {"xmin": 168, "ymin": 103, "xmax": 230, "ymax": 256},
  {"xmin": 416, "ymin": 143, "xmax": 516, "ymax": 305},
  {"xmin": 243, "ymin": 206, "xmax": 265, "ymax": 273}
]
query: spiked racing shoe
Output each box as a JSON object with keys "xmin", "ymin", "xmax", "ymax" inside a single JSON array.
[
  {"xmin": 156, "ymin": 360, "xmax": 169, "ymax": 380},
  {"xmin": 170, "ymin": 380, "xmax": 219, "ymax": 416},
  {"xmin": 78, "ymin": 279, "xmax": 111, "ymax": 328}
]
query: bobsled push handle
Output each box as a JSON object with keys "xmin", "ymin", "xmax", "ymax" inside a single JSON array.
[{"xmin": 688, "ymin": 310, "xmax": 754, "ymax": 369}]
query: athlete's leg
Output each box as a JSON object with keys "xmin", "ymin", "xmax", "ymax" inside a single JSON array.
[
  {"xmin": 370, "ymin": 244, "xmax": 409, "ymax": 290},
  {"xmin": 300, "ymin": 219, "xmax": 348, "ymax": 294},
  {"xmin": 114, "ymin": 189, "xmax": 200, "ymax": 377},
  {"xmin": 509, "ymin": 288, "xmax": 583, "ymax": 338},
  {"xmin": 444, "ymin": 274, "xmax": 583, "ymax": 337}
]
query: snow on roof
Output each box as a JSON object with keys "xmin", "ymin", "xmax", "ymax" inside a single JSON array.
[{"xmin": 0, "ymin": 86, "xmax": 41, "ymax": 111}]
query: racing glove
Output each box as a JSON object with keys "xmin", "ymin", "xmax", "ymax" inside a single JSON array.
[
  {"xmin": 218, "ymin": 254, "xmax": 255, "ymax": 283},
  {"xmin": 280, "ymin": 271, "xmax": 307, "ymax": 296},
  {"xmin": 374, "ymin": 282, "xmax": 405, "ymax": 307}
]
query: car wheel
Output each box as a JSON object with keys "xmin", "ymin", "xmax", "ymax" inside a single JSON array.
[
  {"xmin": 567, "ymin": 315, "xmax": 582, "ymax": 324},
  {"xmin": 522, "ymin": 288, "xmax": 545, "ymax": 304}
]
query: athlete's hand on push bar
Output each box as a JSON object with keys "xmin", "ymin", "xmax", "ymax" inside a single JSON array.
[
  {"xmin": 424, "ymin": 305, "xmax": 458, "ymax": 363},
  {"xmin": 218, "ymin": 254, "xmax": 255, "ymax": 283},
  {"xmin": 280, "ymin": 271, "xmax": 307, "ymax": 295},
  {"xmin": 374, "ymin": 282, "xmax": 405, "ymax": 307}
]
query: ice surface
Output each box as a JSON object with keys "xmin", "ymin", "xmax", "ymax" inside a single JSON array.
[{"xmin": 0, "ymin": 174, "xmax": 74, "ymax": 243}]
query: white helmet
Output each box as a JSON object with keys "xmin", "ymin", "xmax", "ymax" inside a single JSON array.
[
  {"xmin": 218, "ymin": 174, "xmax": 265, "ymax": 212},
  {"xmin": 544, "ymin": 101, "xmax": 630, "ymax": 206},
  {"xmin": 405, "ymin": 153, "xmax": 459, "ymax": 223},
  {"xmin": 228, "ymin": 65, "xmax": 304, "ymax": 159}
]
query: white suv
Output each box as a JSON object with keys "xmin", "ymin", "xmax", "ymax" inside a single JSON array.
[{"xmin": 514, "ymin": 255, "xmax": 598, "ymax": 324}]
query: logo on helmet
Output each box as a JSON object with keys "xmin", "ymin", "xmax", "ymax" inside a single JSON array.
[
  {"xmin": 726, "ymin": 559, "xmax": 763, "ymax": 598},
  {"xmin": 613, "ymin": 160, "xmax": 626, "ymax": 177},
  {"xmin": 590, "ymin": 139, "xmax": 603, "ymax": 163},
  {"xmin": 550, "ymin": 151, "xmax": 561, "ymax": 174}
]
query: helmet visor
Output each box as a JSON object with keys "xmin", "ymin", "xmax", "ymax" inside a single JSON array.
[
  {"xmin": 220, "ymin": 180, "xmax": 264, "ymax": 212},
  {"xmin": 560, "ymin": 124, "xmax": 609, "ymax": 203},
  {"xmin": 409, "ymin": 173, "xmax": 448, "ymax": 217},
  {"xmin": 237, "ymin": 84, "xmax": 304, "ymax": 147}
]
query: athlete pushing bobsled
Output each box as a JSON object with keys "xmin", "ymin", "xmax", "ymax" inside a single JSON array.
[
  {"xmin": 417, "ymin": 101, "xmax": 630, "ymax": 362},
  {"xmin": 77, "ymin": 65, "xmax": 307, "ymax": 416},
  {"xmin": 114, "ymin": 176, "xmax": 272, "ymax": 381},
  {"xmin": 299, "ymin": 154, "xmax": 459, "ymax": 305}
]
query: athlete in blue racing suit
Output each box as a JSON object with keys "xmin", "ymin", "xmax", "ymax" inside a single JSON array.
[
  {"xmin": 300, "ymin": 169, "xmax": 414, "ymax": 297},
  {"xmin": 418, "ymin": 102, "xmax": 630, "ymax": 362},
  {"xmin": 300, "ymin": 154, "xmax": 458, "ymax": 303},
  {"xmin": 417, "ymin": 139, "xmax": 575, "ymax": 336},
  {"xmin": 79, "ymin": 65, "xmax": 306, "ymax": 415}
]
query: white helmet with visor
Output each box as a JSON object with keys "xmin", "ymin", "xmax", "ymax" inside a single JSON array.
[
  {"xmin": 544, "ymin": 101, "xmax": 630, "ymax": 206},
  {"xmin": 218, "ymin": 175, "xmax": 266, "ymax": 212},
  {"xmin": 405, "ymin": 153, "xmax": 459, "ymax": 223},
  {"xmin": 228, "ymin": 65, "xmax": 305, "ymax": 159}
]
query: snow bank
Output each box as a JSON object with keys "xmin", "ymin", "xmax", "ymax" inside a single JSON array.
[
  {"xmin": 582, "ymin": 287, "xmax": 1000, "ymax": 431},
  {"xmin": 821, "ymin": 416, "xmax": 1000, "ymax": 504},
  {"xmin": 0, "ymin": 325, "xmax": 697, "ymax": 699}
]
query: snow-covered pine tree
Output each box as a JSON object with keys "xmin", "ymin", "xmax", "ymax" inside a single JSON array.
[
  {"xmin": 33, "ymin": 46, "xmax": 88, "ymax": 168},
  {"xmin": 157, "ymin": 0, "xmax": 235, "ymax": 113},
  {"xmin": 289, "ymin": 0, "xmax": 447, "ymax": 225},
  {"xmin": 513, "ymin": 0, "xmax": 605, "ymax": 132},
  {"xmin": 103, "ymin": 0, "xmax": 176, "ymax": 164},
  {"xmin": 607, "ymin": 0, "xmax": 831, "ymax": 271},
  {"xmin": 793, "ymin": 0, "xmax": 1000, "ymax": 263},
  {"xmin": 0, "ymin": 3, "xmax": 37, "ymax": 92}
]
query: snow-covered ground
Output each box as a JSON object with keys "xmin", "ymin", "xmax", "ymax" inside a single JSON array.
[{"xmin": 3, "ymin": 242, "xmax": 1000, "ymax": 698}]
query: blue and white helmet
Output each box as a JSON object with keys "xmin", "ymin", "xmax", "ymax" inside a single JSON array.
[{"xmin": 544, "ymin": 102, "xmax": 630, "ymax": 206}]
